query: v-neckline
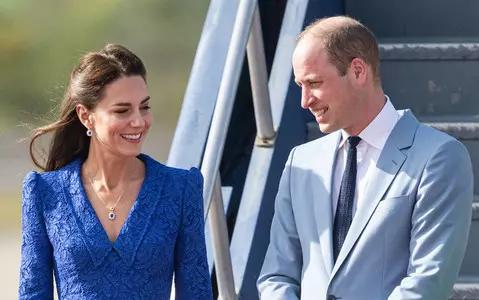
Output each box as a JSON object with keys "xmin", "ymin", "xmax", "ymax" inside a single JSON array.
[
  {"xmin": 78, "ymin": 155, "xmax": 148, "ymax": 245},
  {"xmin": 62, "ymin": 154, "xmax": 167, "ymax": 267}
]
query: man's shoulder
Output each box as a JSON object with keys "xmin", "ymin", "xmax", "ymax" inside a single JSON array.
[
  {"xmin": 290, "ymin": 131, "xmax": 339, "ymax": 162},
  {"xmin": 414, "ymin": 121, "xmax": 462, "ymax": 153},
  {"xmin": 297, "ymin": 131, "xmax": 338, "ymax": 149},
  {"xmin": 393, "ymin": 110, "xmax": 462, "ymax": 156}
]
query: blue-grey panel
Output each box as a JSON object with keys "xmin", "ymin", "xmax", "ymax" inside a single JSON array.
[
  {"xmin": 381, "ymin": 60, "xmax": 479, "ymax": 116},
  {"xmin": 345, "ymin": 0, "xmax": 479, "ymax": 39}
]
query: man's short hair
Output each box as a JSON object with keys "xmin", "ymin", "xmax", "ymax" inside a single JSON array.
[{"xmin": 298, "ymin": 16, "xmax": 381, "ymax": 83}]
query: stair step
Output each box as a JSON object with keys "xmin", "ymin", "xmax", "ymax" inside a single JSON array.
[
  {"xmin": 451, "ymin": 283, "xmax": 479, "ymax": 300},
  {"xmin": 422, "ymin": 121, "xmax": 479, "ymax": 140},
  {"xmin": 380, "ymin": 42, "xmax": 479, "ymax": 61},
  {"xmin": 378, "ymin": 46, "xmax": 479, "ymax": 115}
]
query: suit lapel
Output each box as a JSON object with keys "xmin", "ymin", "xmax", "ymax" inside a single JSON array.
[
  {"xmin": 313, "ymin": 131, "xmax": 341, "ymax": 276},
  {"xmin": 331, "ymin": 143, "xmax": 406, "ymax": 277},
  {"xmin": 330, "ymin": 110, "xmax": 419, "ymax": 279}
]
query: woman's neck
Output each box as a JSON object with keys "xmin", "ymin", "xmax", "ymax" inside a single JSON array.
[{"xmin": 83, "ymin": 146, "xmax": 138, "ymax": 192}]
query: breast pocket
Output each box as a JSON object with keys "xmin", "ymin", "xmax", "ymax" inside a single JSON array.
[
  {"xmin": 367, "ymin": 195, "xmax": 412, "ymax": 232},
  {"xmin": 375, "ymin": 195, "xmax": 411, "ymax": 214}
]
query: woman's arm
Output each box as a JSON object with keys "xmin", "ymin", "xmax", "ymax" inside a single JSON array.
[
  {"xmin": 174, "ymin": 168, "xmax": 213, "ymax": 300},
  {"xmin": 19, "ymin": 171, "xmax": 54, "ymax": 300}
]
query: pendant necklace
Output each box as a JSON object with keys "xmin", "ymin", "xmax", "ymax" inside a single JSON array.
[{"xmin": 85, "ymin": 163, "xmax": 136, "ymax": 221}]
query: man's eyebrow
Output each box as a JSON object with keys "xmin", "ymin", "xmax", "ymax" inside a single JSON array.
[
  {"xmin": 295, "ymin": 75, "xmax": 322, "ymax": 86},
  {"xmin": 304, "ymin": 74, "xmax": 321, "ymax": 81},
  {"xmin": 112, "ymin": 96, "xmax": 150, "ymax": 107}
]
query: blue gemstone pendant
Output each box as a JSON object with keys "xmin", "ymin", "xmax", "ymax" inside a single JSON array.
[{"xmin": 108, "ymin": 207, "xmax": 116, "ymax": 221}]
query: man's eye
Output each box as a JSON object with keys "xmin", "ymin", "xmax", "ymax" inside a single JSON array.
[{"xmin": 141, "ymin": 106, "xmax": 151, "ymax": 110}]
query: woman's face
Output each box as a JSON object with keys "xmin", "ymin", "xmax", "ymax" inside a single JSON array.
[{"xmin": 82, "ymin": 75, "xmax": 152, "ymax": 158}]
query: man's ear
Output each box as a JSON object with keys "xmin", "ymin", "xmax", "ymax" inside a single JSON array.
[{"xmin": 350, "ymin": 58, "xmax": 367, "ymax": 84}]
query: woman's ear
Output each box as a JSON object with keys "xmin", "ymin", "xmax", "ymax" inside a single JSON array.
[{"xmin": 76, "ymin": 104, "xmax": 92, "ymax": 130}]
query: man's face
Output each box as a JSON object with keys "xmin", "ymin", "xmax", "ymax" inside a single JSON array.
[{"xmin": 292, "ymin": 37, "xmax": 358, "ymax": 134}]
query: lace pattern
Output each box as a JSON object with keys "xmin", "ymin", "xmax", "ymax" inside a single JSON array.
[{"xmin": 19, "ymin": 154, "xmax": 213, "ymax": 299}]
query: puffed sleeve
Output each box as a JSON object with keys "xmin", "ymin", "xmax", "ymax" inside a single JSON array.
[
  {"xmin": 174, "ymin": 168, "xmax": 213, "ymax": 300},
  {"xmin": 19, "ymin": 171, "xmax": 54, "ymax": 299}
]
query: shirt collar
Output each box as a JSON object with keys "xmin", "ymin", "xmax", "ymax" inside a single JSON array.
[{"xmin": 339, "ymin": 95, "xmax": 400, "ymax": 150}]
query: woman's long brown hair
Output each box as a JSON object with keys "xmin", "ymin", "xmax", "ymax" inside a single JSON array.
[{"xmin": 29, "ymin": 44, "xmax": 147, "ymax": 171}]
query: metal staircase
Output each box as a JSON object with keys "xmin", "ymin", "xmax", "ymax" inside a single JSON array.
[{"xmin": 168, "ymin": 0, "xmax": 297, "ymax": 298}]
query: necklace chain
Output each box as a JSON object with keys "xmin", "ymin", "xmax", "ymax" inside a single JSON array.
[{"xmin": 85, "ymin": 162, "xmax": 137, "ymax": 220}]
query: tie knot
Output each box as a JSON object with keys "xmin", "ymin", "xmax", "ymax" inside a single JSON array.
[{"xmin": 347, "ymin": 136, "xmax": 361, "ymax": 148}]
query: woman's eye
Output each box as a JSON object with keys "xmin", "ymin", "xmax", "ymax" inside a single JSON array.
[
  {"xmin": 141, "ymin": 106, "xmax": 151, "ymax": 110},
  {"xmin": 115, "ymin": 109, "xmax": 128, "ymax": 114}
]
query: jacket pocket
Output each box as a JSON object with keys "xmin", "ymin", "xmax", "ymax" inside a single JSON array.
[{"xmin": 376, "ymin": 195, "xmax": 410, "ymax": 213}]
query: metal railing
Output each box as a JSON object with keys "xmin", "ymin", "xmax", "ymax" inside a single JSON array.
[
  {"xmin": 229, "ymin": 0, "xmax": 310, "ymax": 290},
  {"xmin": 208, "ymin": 176, "xmax": 236, "ymax": 300},
  {"xmin": 247, "ymin": 5, "xmax": 276, "ymax": 147},
  {"xmin": 200, "ymin": 0, "xmax": 275, "ymax": 298}
]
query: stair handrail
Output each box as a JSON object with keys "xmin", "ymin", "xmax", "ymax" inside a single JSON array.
[{"xmin": 200, "ymin": 0, "xmax": 266, "ymax": 298}]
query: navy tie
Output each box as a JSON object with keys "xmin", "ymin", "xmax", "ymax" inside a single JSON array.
[{"xmin": 333, "ymin": 136, "xmax": 361, "ymax": 262}]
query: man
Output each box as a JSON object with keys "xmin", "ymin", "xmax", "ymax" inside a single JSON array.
[{"xmin": 257, "ymin": 16, "xmax": 473, "ymax": 300}]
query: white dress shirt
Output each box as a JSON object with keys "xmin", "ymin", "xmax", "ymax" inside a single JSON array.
[{"xmin": 332, "ymin": 97, "xmax": 401, "ymax": 218}]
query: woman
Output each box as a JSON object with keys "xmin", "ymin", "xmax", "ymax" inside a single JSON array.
[{"xmin": 20, "ymin": 44, "xmax": 213, "ymax": 299}]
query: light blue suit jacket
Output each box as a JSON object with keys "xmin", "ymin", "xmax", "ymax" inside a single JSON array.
[{"xmin": 258, "ymin": 111, "xmax": 473, "ymax": 300}]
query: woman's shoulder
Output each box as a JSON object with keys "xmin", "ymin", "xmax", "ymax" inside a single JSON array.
[
  {"xmin": 22, "ymin": 158, "xmax": 81, "ymax": 189},
  {"xmin": 142, "ymin": 153, "xmax": 201, "ymax": 176},
  {"xmin": 141, "ymin": 153, "xmax": 203, "ymax": 187}
]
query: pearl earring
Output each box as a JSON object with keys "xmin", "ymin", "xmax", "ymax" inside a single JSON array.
[{"xmin": 86, "ymin": 129, "xmax": 93, "ymax": 137}]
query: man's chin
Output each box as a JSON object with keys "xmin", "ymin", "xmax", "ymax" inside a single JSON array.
[{"xmin": 318, "ymin": 123, "xmax": 335, "ymax": 134}]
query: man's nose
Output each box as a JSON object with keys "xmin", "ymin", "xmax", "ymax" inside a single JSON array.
[{"xmin": 301, "ymin": 88, "xmax": 313, "ymax": 109}]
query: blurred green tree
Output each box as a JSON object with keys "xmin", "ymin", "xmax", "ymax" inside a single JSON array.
[{"xmin": 0, "ymin": 0, "xmax": 209, "ymax": 130}]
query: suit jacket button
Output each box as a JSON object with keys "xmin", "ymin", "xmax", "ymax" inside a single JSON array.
[{"xmin": 327, "ymin": 295, "xmax": 338, "ymax": 300}]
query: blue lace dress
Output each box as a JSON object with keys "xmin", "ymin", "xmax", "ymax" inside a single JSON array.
[{"xmin": 19, "ymin": 154, "xmax": 213, "ymax": 299}]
